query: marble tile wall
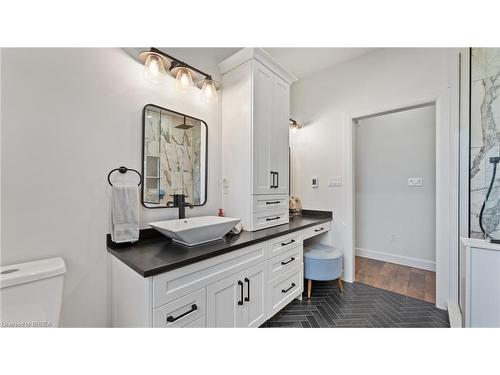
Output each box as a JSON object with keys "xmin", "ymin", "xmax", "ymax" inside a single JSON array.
[
  {"xmin": 470, "ymin": 48, "xmax": 500, "ymax": 239},
  {"xmin": 159, "ymin": 115, "xmax": 201, "ymax": 205},
  {"xmin": 144, "ymin": 109, "xmax": 202, "ymax": 206}
]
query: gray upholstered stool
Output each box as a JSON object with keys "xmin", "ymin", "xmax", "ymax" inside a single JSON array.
[{"xmin": 304, "ymin": 244, "xmax": 343, "ymax": 298}]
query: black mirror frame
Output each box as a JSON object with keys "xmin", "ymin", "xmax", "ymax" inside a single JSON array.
[{"xmin": 141, "ymin": 103, "xmax": 208, "ymax": 209}]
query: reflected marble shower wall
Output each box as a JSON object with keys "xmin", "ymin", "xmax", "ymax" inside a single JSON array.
[
  {"xmin": 159, "ymin": 115, "xmax": 201, "ymax": 205},
  {"xmin": 470, "ymin": 48, "xmax": 500, "ymax": 239},
  {"xmin": 143, "ymin": 107, "xmax": 202, "ymax": 206}
]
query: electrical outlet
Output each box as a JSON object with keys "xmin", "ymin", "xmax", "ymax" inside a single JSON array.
[
  {"xmin": 222, "ymin": 178, "xmax": 230, "ymax": 194},
  {"xmin": 312, "ymin": 177, "xmax": 319, "ymax": 188}
]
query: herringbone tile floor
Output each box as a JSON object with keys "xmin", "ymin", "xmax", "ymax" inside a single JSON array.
[{"xmin": 261, "ymin": 280, "xmax": 449, "ymax": 328}]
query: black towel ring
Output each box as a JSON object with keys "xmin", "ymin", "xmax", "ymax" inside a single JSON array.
[{"xmin": 107, "ymin": 166, "xmax": 142, "ymax": 186}]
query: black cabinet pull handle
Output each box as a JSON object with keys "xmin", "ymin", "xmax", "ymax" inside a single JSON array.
[
  {"xmin": 270, "ymin": 171, "xmax": 277, "ymax": 188},
  {"xmin": 276, "ymin": 172, "xmax": 279, "ymax": 188},
  {"xmin": 166, "ymin": 304, "xmax": 197, "ymax": 323},
  {"xmin": 244, "ymin": 277, "xmax": 250, "ymax": 302},
  {"xmin": 266, "ymin": 216, "xmax": 281, "ymax": 221},
  {"xmin": 282, "ymin": 283, "xmax": 296, "ymax": 293},
  {"xmin": 266, "ymin": 200, "xmax": 281, "ymax": 205},
  {"xmin": 238, "ymin": 280, "xmax": 244, "ymax": 305},
  {"xmin": 281, "ymin": 257, "xmax": 295, "ymax": 265},
  {"xmin": 314, "ymin": 227, "xmax": 324, "ymax": 232},
  {"xmin": 281, "ymin": 239, "xmax": 295, "ymax": 246}
]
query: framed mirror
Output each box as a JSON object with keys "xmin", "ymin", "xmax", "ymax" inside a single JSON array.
[{"xmin": 142, "ymin": 104, "xmax": 207, "ymax": 208}]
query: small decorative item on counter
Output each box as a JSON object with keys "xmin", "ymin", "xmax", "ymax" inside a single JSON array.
[
  {"xmin": 229, "ymin": 222, "xmax": 243, "ymax": 235},
  {"xmin": 289, "ymin": 195, "xmax": 302, "ymax": 216},
  {"xmin": 218, "ymin": 208, "xmax": 224, "ymax": 217}
]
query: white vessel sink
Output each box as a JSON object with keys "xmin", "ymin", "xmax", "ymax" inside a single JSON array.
[{"xmin": 148, "ymin": 216, "xmax": 241, "ymax": 246}]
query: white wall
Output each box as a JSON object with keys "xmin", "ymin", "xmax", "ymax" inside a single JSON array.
[
  {"xmin": 290, "ymin": 48, "xmax": 453, "ymax": 307},
  {"xmin": 1, "ymin": 48, "xmax": 224, "ymax": 326},
  {"xmin": 355, "ymin": 105, "xmax": 436, "ymax": 270}
]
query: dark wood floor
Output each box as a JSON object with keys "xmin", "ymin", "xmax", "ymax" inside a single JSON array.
[{"xmin": 355, "ymin": 256, "xmax": 436, "ymax": 304}]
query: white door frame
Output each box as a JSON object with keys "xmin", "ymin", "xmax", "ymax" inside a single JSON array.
[{"xmin": 342, "ymin": 90, "xmax": 456, "ymax": 310}]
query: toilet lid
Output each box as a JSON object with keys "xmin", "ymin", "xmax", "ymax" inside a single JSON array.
[{"xmin": 0, "ymin": 257, "xmax": 66, "ymax": 289}]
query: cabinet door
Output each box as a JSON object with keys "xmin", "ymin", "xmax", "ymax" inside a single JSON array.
[
  {"xmin": 269, "ymin": 76, "xmax": 290, "ymax": 195},
  {"xmin": 206, "ymin": 272, "xmax": 245, "ymax": 327},
  {"xmin": 252, "ymin": 60, "xmax": 273, "ymax": 195},
  {"xmin": 241, "ymin": 262, "xmax": 268, "ymax": 328}
]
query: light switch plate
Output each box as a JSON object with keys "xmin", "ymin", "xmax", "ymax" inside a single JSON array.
[
  {"xmin": 408, "ymin": 177, "xmax": 423, "ymax": 187},
  {"xmin": 328, "ymin": 176, "xmax": 343, "ymax": 187}
]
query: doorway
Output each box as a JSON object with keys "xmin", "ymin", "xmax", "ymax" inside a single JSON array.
[{"xmin": 353, "ymin": 103, "xmax": 437, "ymax": 303}]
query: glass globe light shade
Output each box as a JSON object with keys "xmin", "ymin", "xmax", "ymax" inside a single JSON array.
[
  {"xmin": 175, "ymin": 67, "xmax": 194, "ymax": 90},
  {"xmin": 143, "ymin": 54, "xmax": 165, "ymax": 83},
  {"xmin": 201, "ymin": 79, "xmax": 218, "ymax": 102}
]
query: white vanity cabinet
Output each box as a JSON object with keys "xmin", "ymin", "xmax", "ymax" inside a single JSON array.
[
  {"xmin": 251, "ymin": 59, "xmax": 290, "ymax": 196},
  {"xmin": 460, "ymin": 238, "xmax": 500, "ymax": 327},
  {"xmin": 109, "ymin": 221, "xmax": 332, "ymax": 328},
  {"xmin": 207, "ymin": 261, "xmax": 267, "ymax": 328},
  {"xmin": 220, "ymin": 48, "xmax": 297, "ymax": 231}
]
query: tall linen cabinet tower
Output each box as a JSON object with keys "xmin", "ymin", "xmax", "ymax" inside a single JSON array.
[{"xmin": 219, "ymin": 48, "xmax": 297, "ymax": 232}]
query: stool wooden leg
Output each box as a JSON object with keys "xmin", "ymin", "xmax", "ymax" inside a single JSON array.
[
  {"xmin": 307, "ymin": 279, "xmax": 312, "ymax": 299},
  {"xmin": 337, "ymin": 278, "xmax": 344, "ymax": 293}
]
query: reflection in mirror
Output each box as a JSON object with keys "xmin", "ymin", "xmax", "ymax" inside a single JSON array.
[{"xmin": 142, "ymin": 104, "xmax": 207, "ymax": 208}]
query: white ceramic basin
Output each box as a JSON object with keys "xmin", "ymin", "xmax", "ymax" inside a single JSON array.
[{"xmin": 148, "ymin": 216, "xmax": 241, "ymax": 246}]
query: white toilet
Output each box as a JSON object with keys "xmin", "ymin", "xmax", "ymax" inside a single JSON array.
[{"xmin": 0, "ymin": 257, "xmax": 66, "ymax": 327}]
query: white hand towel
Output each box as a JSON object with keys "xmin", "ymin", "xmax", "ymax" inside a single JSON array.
[{"xmin": 111, "ymin": 185, "xmax": 140, "ymax": 243}]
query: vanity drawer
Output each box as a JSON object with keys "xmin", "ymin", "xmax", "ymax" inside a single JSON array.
[
  {"xmin": 268, "ymin": 245, "xmax": 303, "ymax": 281},
  {"xmin": 268, "ymin": 264, "xmax": 303, "ymax": 317},
  {"xmin": 153, "ymin": 288, "xmax": 206, "ymax": 328},
  {"xmin": 252, "ymin": 195, "xmax": 289, "ymax": 213},
  {"xmin": 252, "ymin": 210, "xmax": 289, "ymax": 231},
  {"xmin": 184, "ymin": 315, "xmax": 206, "ymax": 328},
  {"xmin": 302, "ymin": 221, "xmax": 331, "ymax": 240},
  {"xmin": 152, "ymin": 242, "xmax": 267, "ymax": 307},
  {"xmin": 269, "ymin": 232, "xmax": 302, "ymax": 258}
]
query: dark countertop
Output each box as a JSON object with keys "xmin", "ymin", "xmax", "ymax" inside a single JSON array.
[{"xmin": 107, "ymin": 210, "xmax": 332, "ymax": 277}]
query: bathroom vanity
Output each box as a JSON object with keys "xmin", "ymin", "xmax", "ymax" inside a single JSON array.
[{"xmin": 107, "ymin": 212, "xmax": 332, "ymax": 327}]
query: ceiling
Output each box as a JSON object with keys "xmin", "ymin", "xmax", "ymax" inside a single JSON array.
[
  {"xmin": 149, "ymin": 47, "xmax": 377, "ymax": 81},
  {"xmin": 264, "ymin": 48, "xmax": 377, "ymax": 79}
]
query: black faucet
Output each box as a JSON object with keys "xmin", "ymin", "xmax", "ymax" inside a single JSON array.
[{"xmin": 166, "ymin": 194, "xmax": 193, "ymax": 219}]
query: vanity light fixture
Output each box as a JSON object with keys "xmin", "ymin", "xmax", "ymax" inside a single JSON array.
[
  {"xmin": 170, "ymin": 61, "xmax": 195, "ymax": 90},
  {"xmin": 143, "ymin": 53, "xmax": 167, "ymax": 83},
  {"xmin": 138, "ymin": 47, "xmax": 221, "ymax": 101},
  {"xmin": 289, "ymin": 118, "xmax": 303, "ymax": 133},
  {"xmin": 198, "ymin": 76, "xmax": 220, "ymax": 103}
]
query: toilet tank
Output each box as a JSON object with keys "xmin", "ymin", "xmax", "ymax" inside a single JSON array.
[{"xmin": 0, "ymin": 257, "xmax": 66, "ymax": 328}]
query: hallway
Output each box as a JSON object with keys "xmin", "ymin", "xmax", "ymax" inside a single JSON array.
[{"xmin": 355, "ymin": 256, "xmax": 436, "ymax": 304}]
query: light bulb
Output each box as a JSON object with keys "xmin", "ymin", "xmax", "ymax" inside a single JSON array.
[
  {"xmin": 144, "ymin": 54, "xmax": 165, "ymax": 83},
  {"xmin": 289, "ymin": 119, "xmax": 302, "ymax": 133},
  {"xmin": 175, "ymin": 67, "xmax": 194, "ymax": 90},
  {"xmin": 201, "ymin": 79, "xmax": 218, "ymax": 102}
]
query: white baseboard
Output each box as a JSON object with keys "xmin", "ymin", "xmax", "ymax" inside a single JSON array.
[
  {"xmin": 447, "ymin": 302, "xmax": 462, "ymax": 328},
  {"xmin": 355, "ymin": 247, "xmax": 436, "ymax": 272}
]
